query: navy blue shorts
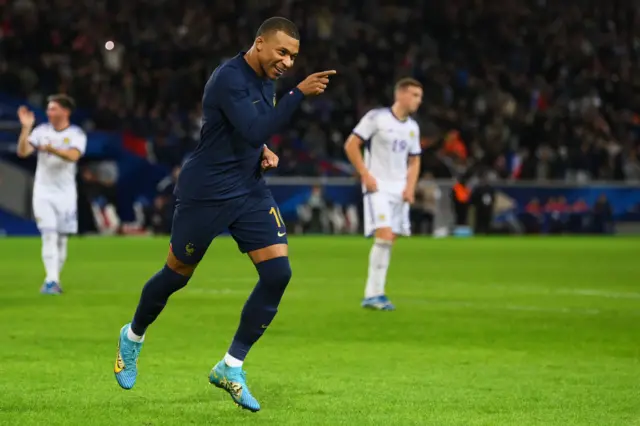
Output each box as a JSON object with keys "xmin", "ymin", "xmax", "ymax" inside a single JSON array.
[{"xmin": 169, "ymin": 190, "xmax": 288, "ymax": 264}]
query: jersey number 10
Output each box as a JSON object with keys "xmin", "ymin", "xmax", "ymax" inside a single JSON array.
[{"xmin": 269, "ymin": 207, "xmax": 285, "ymax": 228}]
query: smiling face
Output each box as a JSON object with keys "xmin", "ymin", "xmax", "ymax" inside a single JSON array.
[{"xmin": 255, "ymin": 30, "xmax": 300, "ymax": 80}]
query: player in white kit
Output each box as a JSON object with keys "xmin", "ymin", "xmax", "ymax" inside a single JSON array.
[
  {"xmin": 16, "ymin": 95, "xmax": 87, "ymax": 295},
  {"xmin": 344, "ymin": 78, "xmax": 423, "ymax": 310}
]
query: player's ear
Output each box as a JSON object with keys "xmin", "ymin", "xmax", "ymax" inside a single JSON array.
[{"xmin": 255, "ymin": 36, "xmax": 265, "ymax": 52}]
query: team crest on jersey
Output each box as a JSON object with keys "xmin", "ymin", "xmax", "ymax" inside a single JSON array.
[
  {"xmin": 63, "ymin": 137, "xmax": 70, "ymax": 145},
  {"xmin": 378, "ymin": 214, "xmax": 386, "ymax": 221},
  {"xmin": 409, "ymin": 130, "xmax": 416, "ymax": 139}
]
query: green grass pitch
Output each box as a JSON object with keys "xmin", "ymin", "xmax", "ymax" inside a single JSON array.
[{"xmin": 0, "ymin": 236, "xmax": 639, "ymax": 425}]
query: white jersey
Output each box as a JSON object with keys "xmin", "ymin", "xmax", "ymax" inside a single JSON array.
[
  {"xmin": 352, "ymin": 108, "xmax": 421, "ymax": 194},
  {"xmin": 28, "ymin": 123, "xmax": 87, "ymax": 198}
]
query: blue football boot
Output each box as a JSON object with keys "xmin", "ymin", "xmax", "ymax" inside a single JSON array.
[
  {"xmin": 361, "ymin": 295, "xmax": 396, "ymax": 311},
  {"xmin": 209, "ymin": 360, "xmax": 260, "ymax": 412},
  {"xmin": 40, "ymin": 281, "xmax": 62, "ymax": 295},
  {"xmin": 114, "ymin": 323, "xmax": 143, "ymax": 389}
]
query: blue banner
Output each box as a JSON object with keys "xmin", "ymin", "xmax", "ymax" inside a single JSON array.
[{"xmin": 495, "ymin": 185, "xmax": 640, "ymax": 221}]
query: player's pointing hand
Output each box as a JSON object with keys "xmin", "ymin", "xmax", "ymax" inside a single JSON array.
[{"xmin": 297, "ymin": 70, "xmax": 337, "ymax": 96}]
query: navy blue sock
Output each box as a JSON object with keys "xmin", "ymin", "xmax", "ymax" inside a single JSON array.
[
  {"xmin": 131, "ymin": 265, "xmax": 191, "ymax": 336},
  {"xmin": 228, "ymin": 257, "xmax": 292, "ymax": 361}
]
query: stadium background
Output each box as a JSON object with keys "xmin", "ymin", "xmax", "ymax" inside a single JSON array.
[{"xmin": 0, "ymin": 2, "xmax": 639, "ymax": 425}]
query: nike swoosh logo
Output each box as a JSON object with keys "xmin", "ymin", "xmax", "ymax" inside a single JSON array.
[
  {"xmin": 277, "ymin": 231, "xmax": 286, "ymax": 237},
  {"xmin": 253, "ymin": 100, "xmax": 261, "ymax": 104}
]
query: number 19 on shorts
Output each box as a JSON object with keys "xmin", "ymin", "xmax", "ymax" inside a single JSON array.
[{"xmin": 269, "ymin": 207, "xmax": 285, "ymax": 228}]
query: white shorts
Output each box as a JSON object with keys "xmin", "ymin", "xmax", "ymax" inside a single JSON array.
[
  {"xmin": 363, "ymin": 191, "xmax": 411, "ymax": 237},
  {"xmin": 33, "ymin": 196, "xmax": 78, "ymax": 234}
]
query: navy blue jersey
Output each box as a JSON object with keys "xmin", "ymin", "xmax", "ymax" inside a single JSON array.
[{"xmin": 175, "ymin": 52, "xmax": 304, "ymax": 202}]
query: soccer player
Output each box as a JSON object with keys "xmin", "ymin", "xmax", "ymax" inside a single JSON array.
[
  {"xmin": 113, "ymin": 17, "xmax": 335, "ymax": 412},
  {"xmin": 344, "ymin": 78, "xmax": 423, "ymax": 311},
  {"xmin": 16, "ymin": 95, "xmax": 86, "ymax": 295}
]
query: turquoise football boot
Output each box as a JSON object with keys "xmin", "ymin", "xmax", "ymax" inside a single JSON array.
[
  {"xmin": 209, "ymin": 360, "xmax": 260, "ymax": 412},
  {"xmin": 114, "ymin": 323, "xmax": 143, "ymax": 389}
]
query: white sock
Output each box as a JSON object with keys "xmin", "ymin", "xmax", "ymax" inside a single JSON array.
[
  {"xmin": 364, "ymin": 238, "xmax": 392, "ymax": 298},
  {"xmin": 127, "ymin": 327, "xmax": 144, "ymax": 342},
  {"xmin": 41, "ymin": 232, "xmax": 60, "ymax": 283},
  {"xmin": 57, "ymin": 234, "xmax": 68, "ymax": 275},
  {"xmin": 224, "ymin": 352, "xmax": 243, "ymax": 368}
]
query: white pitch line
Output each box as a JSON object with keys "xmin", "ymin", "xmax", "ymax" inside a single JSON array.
[
  {"xmin": 554, "ymin": 288, "xmax": 640, "ymax": 300},
  {"xmin": 395, "ymin": 298, "xmax": 602, "ymax": 315},
  {"xmin": 401, "ymin": 280, "xmax": 640, "ymax": 301}
]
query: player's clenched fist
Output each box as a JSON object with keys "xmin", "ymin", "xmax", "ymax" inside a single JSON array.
[
  {"xmin": 17, "ymin": 106, "xmax": 35, "ymax": 129},
  {"xmin": 297, "ymin": 70, "xmax": 337, "ymax": 96}
]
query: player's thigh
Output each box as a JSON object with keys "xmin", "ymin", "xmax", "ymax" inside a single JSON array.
[
  {"xmin": 54, "ymin": 197, "xmax": 79, "ymax": 235},
  {"xmin": 390, "ymin": 199, "xmax": 411, "ymax": 237},
  {"xmin": 229, "ymin": 192, "xmax": 288, "ymax": 255},
  {"xmin": 169, "ymin": 202, "xmax": 229, "ymax": 266},
  {"xmin": 32, "ymin": 197, "xmax": 57, "ymax": 233},
  {"xmin": 363, "ymin": 192, "xmax": 392, "ymax": 237}
]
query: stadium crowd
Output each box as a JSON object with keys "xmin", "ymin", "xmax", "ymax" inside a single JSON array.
[{"xmin": 2, "ymin": 0, "xmax": 640, "ymax": 182}]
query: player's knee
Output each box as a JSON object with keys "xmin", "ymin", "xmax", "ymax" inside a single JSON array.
[
  {"xmin": 256, "ymin": 256, "xmax": 292, "ymax": 290},
  {"xmin": 166, "ymin": 249, "xmax": 197, "ymax": 277},
  {"xmin": 275, "ymin": 259, "xmax": 292, "ymax": 285},
  {"xmin": 375, "ymin": 227, "xmax": 395, "ymax": 242}
]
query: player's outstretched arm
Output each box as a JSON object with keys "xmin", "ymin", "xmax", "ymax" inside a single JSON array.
[
  {"xmin": 16, "ymin": 106, "xmax": 35, "ymax": 158},
  {"xmin": 218, "ymin": 69, "xmax": 336, "ymax": 147}
]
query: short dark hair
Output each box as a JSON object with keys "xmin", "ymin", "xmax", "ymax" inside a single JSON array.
[
  {"xmin": 256, "ymin": 17, "xmax": 299, "ymax": 40},
  {"xmin": 395, "ymin": 78, "xmax": 423, "ymax": 91},
  {"xmin": 47, "ymin": 94, "xmax": 76, "ymax": 112}
]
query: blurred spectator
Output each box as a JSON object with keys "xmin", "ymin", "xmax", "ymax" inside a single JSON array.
[
  {"xmin": 493, "ymin": 192, "xmax": 522, "ymax": 234},
  {"xmin": 470, "ymin": 172, "xmax": 495, "ymax": 234},
  {"xmin": 79, "ymin": 160, "xmax": 120, "ymax": 234},
  {"xmin": 546, "ymin": 196, "xmax": 570, "ymax": 234},
  {"xmin": 569, "ymin": 198, "xmax": 591, "ymax": 233},
  {"xmin": 592, "ymin": 194, "xmax": 614, "ymax": 234},
  {"xmin": 297, "ymin": 185, "xmax": 329, "ymax": 234},
  {"xmin": 623, "ymin": 149, "xmax": 640, "ymax": 182},
  {"xmin": 145, "ymin": 165, "xmax": 180, "ymax": 234},
  {"xmin": 412, "ymin": 172, "xmax": 440, "ymax": 235},
  {"xmin": 521, "ymin": 197, "xmax": 543, "ymax": 234}
]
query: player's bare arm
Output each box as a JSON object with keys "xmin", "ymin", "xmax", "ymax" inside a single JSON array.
[
  {"xmin": 16, "ymin": 106, "xmax": 35, "ymax": 158},
  {"xmin": 38, "ymin": 145, "xmax": 82, "ymax": 162},
  {"xmin": 344, "ymin": 133, "xmax": 377, "ymax": 192},
  {"xmin": 403, "ymin": 155, "xmax": 421, "ymax": 204}
]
